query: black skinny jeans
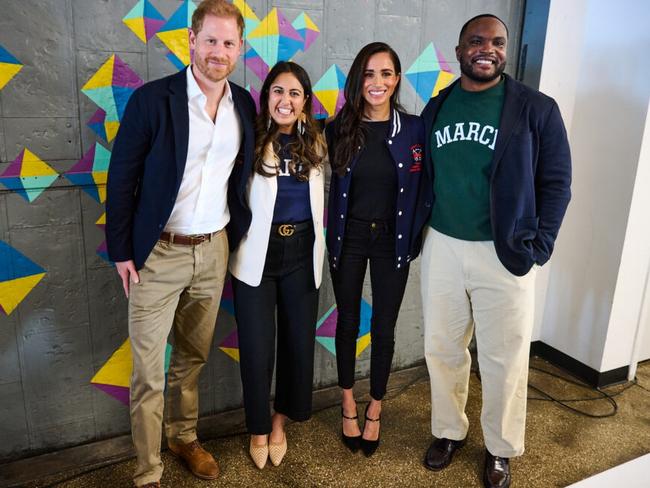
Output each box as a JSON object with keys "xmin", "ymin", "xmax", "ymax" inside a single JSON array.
[
  {"xmin": 233, "ymin": 224, "xmax": 318, "ymax": 434},
  {"xmin": 331, "ymin": 218, "xmax": 410, "ymax": 400}
]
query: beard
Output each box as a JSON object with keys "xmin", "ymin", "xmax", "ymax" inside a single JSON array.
[
  {"xmin": 194, "ymin": 54, "xmax": 234, "ymax": 83},
  {"xmin": 459, "ymin": 55, "xmax": 506, "ymax": 84}
]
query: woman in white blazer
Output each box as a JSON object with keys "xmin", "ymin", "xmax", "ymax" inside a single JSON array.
[{"xmin": 229, "ymin": 61, "xmax": 326, "ymax": 470}]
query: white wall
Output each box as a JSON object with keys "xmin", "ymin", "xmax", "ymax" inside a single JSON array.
[{"xmin": 535, "ymin": 0, "xmax": 650, "ymax": 371}]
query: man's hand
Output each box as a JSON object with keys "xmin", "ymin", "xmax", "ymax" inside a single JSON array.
[{"xmin": 115, "ymin": 260, "xmax": 140, "ymax": 298}]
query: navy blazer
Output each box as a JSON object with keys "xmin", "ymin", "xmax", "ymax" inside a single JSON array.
[
  {"xmin": 420, "ymin": 74, "xmax": 572, "ymax": 276},
  {"xmin": 325, "ymin": 109, "xmax": 428, "ymax": 270},
  {"xmin": 106, "ymin": 68, "xmax": 256, "ymax": 269}
]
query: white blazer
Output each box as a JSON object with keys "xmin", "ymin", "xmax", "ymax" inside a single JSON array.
[{"xmin": 229, "ymin": 162, "xmax": 325, "ymax": 288}]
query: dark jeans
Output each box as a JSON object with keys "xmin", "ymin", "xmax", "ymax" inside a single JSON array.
[
  {"xmin": 331, "ymin": 218, "xmax": 410, "ymax": 400},
  {"xmin": 233, "ymin": 224, "xmax": 318, "ymax": 434}
]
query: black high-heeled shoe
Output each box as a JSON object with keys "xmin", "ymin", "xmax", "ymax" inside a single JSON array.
[
  {"xmin": 341, "ymin": 407, "xmax": 361, "ymax": 453},
  {"xmin": 360, "ymin": 403, "xmax": 381, "ymax": 457}
]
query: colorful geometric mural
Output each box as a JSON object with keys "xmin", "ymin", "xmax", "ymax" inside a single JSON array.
[
  {"xmin": 81, "ymin": 54, "xmax": 143, "ymax": 141},
  {"xmin": 244, "ymin": 8, "xmax": 305, "ymax": 81},
  {"xmin": 404, "ymin": 42, "xmax": 455, "ymax": 102},
  {"xmin": 95, "ymin": 212, "xmax": 110, "ymax": 263},
  {"xmin": 123, "ymin": 0, "xmax": 166, "ymax": 44},
  {"xmin": 0, "ymin": 44, "xmax": 23, "ymax": 90},
  {"xmin": 312, "ymin": 64, "xmax": 347, "ymax": 120},
  {"xmin": 233, "ymin": 0, "xmax": 261, "ymax": 35},
  {"xmin": 315, "ymin": 299, "xmax": 372, "ymax": 357},
  {"xmin": 91, "ymin": 339, "xmax": 172, "ymax": 406},
  {"xmin": 64, "ymin": 143, "xmax": 111, "ymax": 203},
  {"xmin": 0, "ymin": 149, "xmax": 58, "ymax": 203},
  {"xmin": 0, "ymin": 241, "xmax": 46, "ymax": 316},
  {"xmin": 219, "ymin": 327, "xmax": 240, "ymax": 362},
  {"xmin": 292, "ymin": 12, "xmax": 320, "ymax": 52},
  {"xmin": 86, "ymin": 108, "xmax": 119, "ymax": 143},
  {"xmin": 156, "ymin": 0, "xmax": 196, "ymax": 69}
]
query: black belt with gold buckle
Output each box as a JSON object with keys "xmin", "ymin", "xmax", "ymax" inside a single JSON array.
[{"xmin": 271, "ymin": 221, "xmax": 312, "ymax": 237}]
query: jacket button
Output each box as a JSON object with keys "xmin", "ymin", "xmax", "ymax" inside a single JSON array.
[
  {"xmin": 388, "ymin": 140, "xmax": 393, "ymax": 145},
  {"xmin": 398, "ymin": 211, "xmax": 402, "ymax": 216},
  {"xmin": 337, "ymin": 236, "xmax": 341, "ymax": 241},
  {"xmin": 400, "ymin": 188, "xmax": 404, "ymax": 193},
  {"xmin": 398, "ymin": 256, "xmax": 402, "ymax": 261},
  {"xmin": 340, "ymin": 214, "xmax": 344, "ymax": 219},
  {"xmin": 397, "ymin": 264, "xmax": 401, "ymax": 268},
  {"xmin": 334, "ymin": 257, "xmax": 337, "ymax": 260},
  {"xmin": 343, "ymin": 193, "xmax": 347, "ymax": 198},
  {"xmin": 347, "ymin": 168, "xmax": 351, "ymax": 172},
  {"xmin": 398, "ymin": 234, "xmax": 403, "ymax": 239},
  {"xmin": 398, "ymin": 163, "xmax": 403, "ymax": 168}
]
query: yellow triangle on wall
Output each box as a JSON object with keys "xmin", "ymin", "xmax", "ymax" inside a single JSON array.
[
  {"xmin": 123, "ymin": 18, "xmax": 147, "ymax": 44},
  {"xmin": 91, "ymin": 339, "xmax": 132, "ymax": 388},
  {"xmin": 83, "ymin": 55, "xmax": 116, "ymax": 90},
  {"xmin": 355, "ymin": 333, "xmax": 371, "ymax": 358},
  {"xmin": 0, "ymin": 273, "xmax": 46, "ymax": 316},
  {"xmin": 0, "ymin": 62, "xmax": 23, "ymax": 90}
]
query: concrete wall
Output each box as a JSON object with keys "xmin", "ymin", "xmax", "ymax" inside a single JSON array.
[
  {"xmin": 536, "ymin": 0, "xmax": 650, "ymax": 371},
  {"xmin": 0, "ymin": 0, "xmax": 524, "ymax": 461}
]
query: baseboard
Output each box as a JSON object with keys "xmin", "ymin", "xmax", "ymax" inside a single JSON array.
[
  {"xmin": 530, "ymin": 341, "xmax": 628, "ymax": 388},
  {"xmin": 0, "ymin": 363, "xmax": 428, "ymax": 488}
]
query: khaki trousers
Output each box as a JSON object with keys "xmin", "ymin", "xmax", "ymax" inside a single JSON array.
[
  {"xmin": 420, "ymin": 228, "xmax": 536, "ymax": 458},
  {"xmin": 128, "ymin": 230, "xmax": 228, "ymax": 486}
]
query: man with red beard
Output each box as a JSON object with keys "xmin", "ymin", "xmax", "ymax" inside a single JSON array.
[
  {"xmin": 105, "ymin": 1, "xmax": 255, "ymax": 486},
  {"xmin": 418, "ymin": 14, "xmax": 571, "ymax": 488}
]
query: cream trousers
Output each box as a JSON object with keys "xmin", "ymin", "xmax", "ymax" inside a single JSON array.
[{"xmin": 421, "ymin": 228, "xmax": 536, "ymax": 458}]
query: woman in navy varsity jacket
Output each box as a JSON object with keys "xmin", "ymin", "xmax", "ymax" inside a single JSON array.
[
  {"xmin": 325, "ymin": 42, "xmax": 427, "ymax": 457},
  {"xmin": 230, "ymin": 62, "xmax": 326, "ymax": 470}
]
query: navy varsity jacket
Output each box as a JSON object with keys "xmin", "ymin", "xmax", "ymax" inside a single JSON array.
[{"xmin": 325, "ymin": 109, "xmax": 429, "ymax": 270}]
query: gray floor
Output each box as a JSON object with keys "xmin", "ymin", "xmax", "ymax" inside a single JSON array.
[{"xmin": 39, "ymin": 359, "xmax": 650, "ymax": 487}]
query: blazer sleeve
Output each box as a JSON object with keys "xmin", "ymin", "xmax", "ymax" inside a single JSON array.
[
  {"xmin": 533, "ymin": 100, "xmax": 572, "ymax": 265},
  {"xmin": 105, "ymin": 88, "xmax": 152, "ymax": 262}
]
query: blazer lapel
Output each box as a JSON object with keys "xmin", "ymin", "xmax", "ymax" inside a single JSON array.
[
  {"xmin": 169, "ymin": 69, "xmax": 190, "ymax": 184},
  {"xmin": 491, "ymin": 75, "xmax": 526, "ymax": 174},
  {"xmin": 231, "ymin": 82, "xmax": 255, "ymax": 199}
]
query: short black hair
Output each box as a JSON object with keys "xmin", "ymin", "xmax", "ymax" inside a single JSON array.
[{"xmin": 458, "ymin": 14, "xmax": 509, "ymax": 43}]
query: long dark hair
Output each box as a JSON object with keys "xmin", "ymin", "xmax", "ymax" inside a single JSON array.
[
  {"xmin": 332, "ymin": 42, "xmax": 403, "ymax": 176},
  {"xmin": 254, "ymin": 61, "xmax": 326, "ymax": 181}
]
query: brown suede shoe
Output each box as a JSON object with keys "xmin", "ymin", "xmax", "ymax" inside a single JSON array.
[{"xmin": 168, "ymin": 439, "xmax": 220, "ymax": 480}]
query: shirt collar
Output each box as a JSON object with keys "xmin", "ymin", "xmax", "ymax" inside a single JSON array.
[{"xmin": 186, "ymin": 65, "xmax": 234, "ymax": 106}]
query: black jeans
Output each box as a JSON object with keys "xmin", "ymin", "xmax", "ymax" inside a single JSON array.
[
  {"xmin": 233, "ymin": 223, "xmax": 318, "ymax": 434},
  {"xmin": 331, "ymin": 218, "xmax": 410, "ymax": 400}
]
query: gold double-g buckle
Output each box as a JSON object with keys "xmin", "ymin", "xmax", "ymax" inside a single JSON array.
[{"xmin": 278, "ymin": 224, "xmax": 295, "ymax": 237}]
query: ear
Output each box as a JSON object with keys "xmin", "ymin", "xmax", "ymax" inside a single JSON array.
[{"xmin": 455, "ymin": 45, "xmax": 461, "ymax": 62}]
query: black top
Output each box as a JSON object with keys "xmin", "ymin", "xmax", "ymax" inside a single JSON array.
[
  {"xmin": 272, "ymin": 134, "xmax": 312, "ymax": 224},
  {"xmin": 348, "ymin": 120, "xmax": 396, "ymax": 222}
]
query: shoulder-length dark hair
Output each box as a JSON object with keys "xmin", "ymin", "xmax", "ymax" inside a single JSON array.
[
  {"xmin": 254, "ymin": 61, "xmax": 326, "ymax": 181},
  {"xmin": 332, "ymin": 42, "xmax": 403, "ymax": 176}
]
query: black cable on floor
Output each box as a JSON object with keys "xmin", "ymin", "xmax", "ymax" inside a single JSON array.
[{"xmin": 473, "ymin": 363, "xmax": 649, "ymax": 419}]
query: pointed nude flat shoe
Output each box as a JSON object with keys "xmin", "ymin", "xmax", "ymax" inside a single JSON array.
[
  {"xmin": 249, "ymin": 437, "xmax": 268, "ymax": 469},
  {"xmin": 268, "ymin": 432, "xmax": 287, "ymax": 466}
]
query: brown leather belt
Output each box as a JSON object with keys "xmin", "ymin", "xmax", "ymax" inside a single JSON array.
[{"xmin": 159, "ymin": 231, "xmax": 214, "ymax": 246}]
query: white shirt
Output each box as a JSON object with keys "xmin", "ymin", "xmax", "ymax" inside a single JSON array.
[{"xmin": 164, "ymin": 66, "xmax": 242, "ymax": 235}]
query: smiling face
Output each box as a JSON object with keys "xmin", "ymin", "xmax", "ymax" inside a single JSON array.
[
  {"xmin": 362, "ymin": 51, "xmax": 400, "ymax": 117},
  {"xmin": 456, "ymin": 16, "xmax": 507, "ymax": 91},
  {"xmin": 189, "ymin": 14, "xmax": 242, "ymax": 84},
  {"xmin": 267, "ymin": 72, "xmax": 307, "ymax": 134}
]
